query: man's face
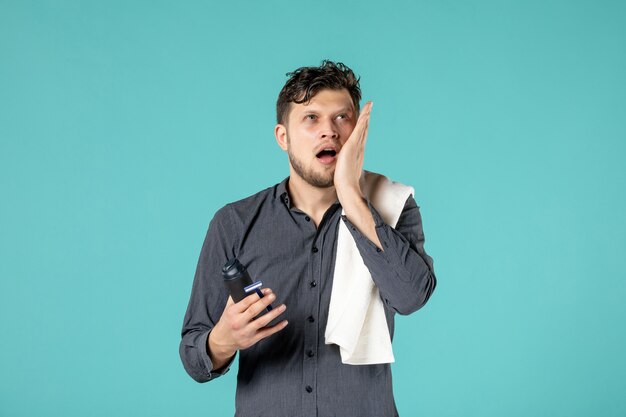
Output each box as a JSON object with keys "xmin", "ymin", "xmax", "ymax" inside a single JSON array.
[{"xmin": 276, "ymin": 88, "xmax": 358, "ymax": 188}]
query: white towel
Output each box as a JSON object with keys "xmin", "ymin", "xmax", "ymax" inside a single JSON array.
[{"xmin": 325, "ymin": 170, "xmax": 414, "ymax": 365}]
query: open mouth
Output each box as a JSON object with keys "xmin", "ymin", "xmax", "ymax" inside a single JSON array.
[{"xmin": 316, "ymin": 149, "xmax": 337, "ymax": 164}]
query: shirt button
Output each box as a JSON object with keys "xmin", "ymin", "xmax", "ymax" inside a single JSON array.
[
  {"xmin": 305, "ymin": 216, "xmax": 310, "ymax": 221},
  {"xmin": 376, "ymin": 248, "xmax": 382, "ymax": 252},
  {"xmin": 310, "ymin": 281, "xmax": 317, "ymax": 288},
  {"xmin": 305, "ymin": 385, "xmax": 313, "ymax": 393},
  {"xmin": 312, "ymin": 246, "xmax": 318, "ymax": 253},
  {"xmin": 306, "ymin": 350, "xmax": 315, "ymax": 357},
  {"xmin": 307, "ymin": 316, "xmax": 315, "ymax": 323}
]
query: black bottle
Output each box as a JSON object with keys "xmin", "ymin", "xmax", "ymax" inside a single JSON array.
[
  {"xmin": 222, "ymin": 258, "xmax": 253, "ymax": 303},
  {"xmin": 222, "ymin": 258, "xmax": 272, "ymax": 311}
]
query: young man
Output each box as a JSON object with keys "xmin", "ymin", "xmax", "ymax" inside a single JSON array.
[{"xmin": 179, "ymin": 60, "xmax": 436, "ymax": 417}]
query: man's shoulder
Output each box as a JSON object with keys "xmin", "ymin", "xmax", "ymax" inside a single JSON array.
[
  {"xmin": 227, "ymin": 180, "xmax": 282, "ymax": 209},
  {"xmin": 213, "ymin": 179, "xmax": 285, "ymax": 223}
]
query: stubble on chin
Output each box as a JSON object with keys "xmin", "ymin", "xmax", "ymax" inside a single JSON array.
[{"xmin": 287, "ymin": 148, "xmax": 335, "ymax": 188}]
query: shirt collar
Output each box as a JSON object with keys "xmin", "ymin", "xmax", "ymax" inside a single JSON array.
[
  {"xmin": 276, "ymin": 176, "xmax": 342, "ymax": 210},
  {"xmin": 276, "ymin": 176, "xmax": 292, "ymax": 208}
]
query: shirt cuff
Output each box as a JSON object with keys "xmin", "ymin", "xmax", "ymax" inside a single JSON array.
[{"xmin": 200, "ymin": 329, "xmax": 235, "ymax": 379}]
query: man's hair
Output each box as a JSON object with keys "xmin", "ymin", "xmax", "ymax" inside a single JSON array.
[{"xmin": 276, "ymin": 60, "xmax": 362, "ymax": 125}]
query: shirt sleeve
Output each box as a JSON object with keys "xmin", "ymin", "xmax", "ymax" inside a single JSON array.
[
  {"xmin": 179, "ymin": 205, "xmax": 238, "ymax": 383},
  {"xmin": 340, "ymin": 195, "xmax": 437, "ymax": 315}
]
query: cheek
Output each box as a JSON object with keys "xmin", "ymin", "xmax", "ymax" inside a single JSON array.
[
  {"xmin": 340, "ymin": 129, "xmax": 353, "ymax": 144},
  {"xmin": 341, "ymin": 123, "xmax": 356, "ymax": 138},
  {"xmin": 289, "ymin": 138, "xmax": 313, "ymax": 157}
]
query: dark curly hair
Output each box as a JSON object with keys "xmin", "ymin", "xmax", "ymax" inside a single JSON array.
[{"xmin": 276, "ymin": 60, "xmax": 362, "ymax": 125}]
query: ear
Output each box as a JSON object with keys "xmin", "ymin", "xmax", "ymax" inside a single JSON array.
[{"xmin": 274, "ymin": 124, "xmax": 288, "ymax": 151}]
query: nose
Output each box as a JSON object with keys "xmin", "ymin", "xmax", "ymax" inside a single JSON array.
[{"xmin": 319, "ymin": 119, "xmax": 339, "ymax": 140}]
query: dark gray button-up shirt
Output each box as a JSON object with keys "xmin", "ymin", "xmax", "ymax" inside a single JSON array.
[{"xmin": 179, "ymin": 176, "xmax": 436, "ymax": 417}]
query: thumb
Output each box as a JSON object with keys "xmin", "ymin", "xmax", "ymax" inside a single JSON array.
[{"xmin": 225, "ymin": 296, "xmax": 234, "ymax": 307}]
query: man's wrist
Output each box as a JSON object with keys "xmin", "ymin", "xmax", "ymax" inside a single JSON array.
[
  {"xmin": 337, "ymin": 190, "xmax": 384, "ymax": 251},
  {"xmin": 339, "ymin": 191, "xmax": 370, "ymax": 225},
  {"xmin": 336, "ymin": 184, "xmax": 363, "ymax": 207},
  {"xmin": 207, "ymin": 328, "xmax": 236, "ymax": 369}
]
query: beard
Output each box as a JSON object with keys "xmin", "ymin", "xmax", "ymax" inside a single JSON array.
[{"xmin": 286, "ymin": 136, "xmax": 335, "ymax": 188}]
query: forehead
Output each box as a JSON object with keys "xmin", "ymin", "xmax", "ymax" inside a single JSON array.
[{"xmin": 290, "ymin": 89, "xmax": 355, "ymax": 116}]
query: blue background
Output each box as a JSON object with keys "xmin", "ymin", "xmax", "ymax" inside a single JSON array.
[{"xmin": 1, "ymin": 1, "xmax": 625, "ymax": 416}]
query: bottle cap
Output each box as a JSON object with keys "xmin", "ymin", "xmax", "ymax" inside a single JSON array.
[{"xmin": 222, "ymin": 258, "xmax": 246, "ymax": 281}]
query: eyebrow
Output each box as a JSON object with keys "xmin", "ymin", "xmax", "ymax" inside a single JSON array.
[{"xmin": 301, "ymin": 106, "xmax": 354, "ymax": 114}]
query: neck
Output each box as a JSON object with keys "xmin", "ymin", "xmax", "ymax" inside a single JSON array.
[{"xmin": 287, "ymin": 171, "xmax": 338, "ymax": 219}]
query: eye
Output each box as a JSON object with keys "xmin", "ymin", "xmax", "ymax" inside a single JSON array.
[
  {"xmin": 305, "ymin": 114, "xmax": 317, "ymax": 120},
  {"xmin": 336, "ymin": 114, "xmax": 349, "ymax": 120}
]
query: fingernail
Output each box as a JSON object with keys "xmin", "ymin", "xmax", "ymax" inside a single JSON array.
[
  {"xmin": 269, "ymin": 293, "xmax": 276, "ymax": 301},
  {"xmin": 279, "ymin": 304, "xmax": 286, "ymax": 311}
]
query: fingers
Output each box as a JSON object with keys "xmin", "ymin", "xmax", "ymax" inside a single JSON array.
[
  {"xmin": 250, "ymin": 302, "xmax": 287, "ymax": 329},
  {"xmin": 356, "ymin": 101, "xmax": 372, "ymax": 127},
  {"xmin": 359, "ymin": 101, "xmax": 373, "ymax": 121},
  {"xmin": 342, "ymin": 100, "xmax": 372, "ymax": 151},
  {"xmin": 361, "ymin": 118, "xmax": 370, "ymax": 147},
  {"xmin": 359, "ymin": 100, "xmax": 373, "ymax": 114},
  {"xmin": 353, "ymin": 101, "xmax": 372, "ymax": 145},
  {"xmin": 359, "ymin": 113, "xmax": 370, "ymax": 142},
  {"xmin": 217, "ymin": 287, "xmax": 288, "ymax": 351},
  {"xmin": 230, "ymin": 288, "xmax": 272, "ymax": 313},
  {"xmin": 244, "ymin": 291, "xmax": 277, "ymax": 321},
  {"xmin": 252, "ymin": 320, "xmax": 289, "ymax": 344}
]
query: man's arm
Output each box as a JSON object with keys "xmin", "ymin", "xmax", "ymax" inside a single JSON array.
[
  {"xmin": 179, "ymin": 206, "xmax": 235, "ymax": 383},
  {"xmin": 339, "ymin": 190, "xmax": 384, "ymax": 250},
  {"xmin": 179, "ymin": 205, "xmax": 289, "ymax": 383},
  {"xmin": 340, "ymin": 195, "xmax": 437, "ymax": 315},
  {"xmin": 332, "ymin": 100, "xmax": 435, "ymax": 315}
]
